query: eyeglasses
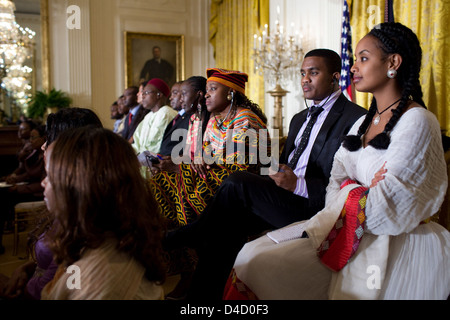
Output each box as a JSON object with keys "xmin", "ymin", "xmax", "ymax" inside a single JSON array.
[{"xmin": 142, "ymin": 90, "xmax": 157, "ymax": 96}]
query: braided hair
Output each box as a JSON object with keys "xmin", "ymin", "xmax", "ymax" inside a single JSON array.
[
  {"xmin": 234, "ymin": 92, "xmax": 268, "ymax": 125},
  {"xmin": 343, "ymin": 22, "xmax": 426, "ymax": 151},
  {"xmin": 184, "ymin": 76, "xmax": 211, "ymax": 134}
]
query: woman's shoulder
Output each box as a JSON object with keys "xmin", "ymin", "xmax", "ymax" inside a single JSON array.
[
  {"xmin": 190, "ymin": 113, "xmax": 198, "ymax": 121},
  {"xmin": 399, "ymin": 105, "xmax": 439, "ymax": 130},
  {"xmin": 347, "ymin": 115, "xmax": 367, "ymax": 136},
  {"xmin": 235, "ymin": 108, "xmax": 257, "ymax": 118},
  {"xmin": 232, "ymin": 108, "xmax": 266, "ymax": 128},
  {"xmin": 392, "ymin": 105, "xmax": 442, "ymax": 145}
]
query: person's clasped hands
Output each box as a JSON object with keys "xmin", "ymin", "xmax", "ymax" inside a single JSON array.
[
  {"xmin": 151, "ymin": 155, "xmax": 180, "ymax": 175},
  {"xmin": 268, "ymin": 164, "xmax": 298, "ymax": 192}
]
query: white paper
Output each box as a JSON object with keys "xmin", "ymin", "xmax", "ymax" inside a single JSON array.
[{"xmin": 266, "ymin": 221, "xmax": 309, "ymax": 244}]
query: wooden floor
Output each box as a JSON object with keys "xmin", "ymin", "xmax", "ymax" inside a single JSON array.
[{"xmin": 0, "ymin": 231, "xmax": 181, "ymax": 298}]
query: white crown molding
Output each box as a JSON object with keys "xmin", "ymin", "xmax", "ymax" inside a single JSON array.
[{"xmin": 118, "ymin": 0, "xmax": 187, "ymax": 13}]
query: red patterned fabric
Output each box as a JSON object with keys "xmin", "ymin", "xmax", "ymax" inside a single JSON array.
[
  {"xmin": 223, "ymin": 269, "xmax": 258, "ymax": 300},
  {"xmin": 317, "ymin": 179, "xmax": 369, "ymax": 272},
  {"xmin": 206, "ymin": 68, "xmax": 248, "ymax": 95}
]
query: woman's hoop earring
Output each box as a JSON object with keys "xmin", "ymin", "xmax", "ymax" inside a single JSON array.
[{"xmin": 387, "ymin": 69, "xmax": 397, "ymax": 79}]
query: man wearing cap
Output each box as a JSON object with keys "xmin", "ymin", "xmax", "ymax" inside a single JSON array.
[{"xmin": 132, "ymin": 78, "xmax": 178, "ymax": 157}]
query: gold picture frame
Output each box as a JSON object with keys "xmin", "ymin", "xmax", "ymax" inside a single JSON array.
[
  {"xmin": 125, "ymin": 32, "xmax": 184, "ymax": 89},
  {"xmin": 41, "ymin": 0, "xmax": 51, "ymax": 92}
]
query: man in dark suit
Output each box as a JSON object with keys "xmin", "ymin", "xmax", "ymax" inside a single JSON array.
[
  {"xmin": 122, "ymin": 84, "xmax": 149, "ymax": 143},
  {"xmin": 165, "ymin": 49, "xmax": 367, "ymax": 300},
  {"xmin": 158, "ymin": 81, "xmax": 190, "ymax": 156}
]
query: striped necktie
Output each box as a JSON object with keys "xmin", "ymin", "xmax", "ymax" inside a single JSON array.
[{"xmin": 287, "ymin": 106, "xmax": 324, "ymax": 169}]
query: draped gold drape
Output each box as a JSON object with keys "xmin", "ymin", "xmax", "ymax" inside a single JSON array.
[
  {"xmin": 209, "ymin": 0, "xmax": 269, "ymax": 111},
  {"xmin": 349, "ymin": 0, "xmax": 450, "ymax": 134}
]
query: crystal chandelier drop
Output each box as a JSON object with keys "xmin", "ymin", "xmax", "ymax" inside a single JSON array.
[
  {"xmin": 0, "ymin": 0, "xmax": 17, "ymax": 43},
  {"xmin": 0, "ymin": 0, "xmax": 36, "ymax": 112}
]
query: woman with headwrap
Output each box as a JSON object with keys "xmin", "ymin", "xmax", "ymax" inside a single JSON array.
[{"xmin": 150, "ymin": 68, "xmax": 269, "ymax": 229}]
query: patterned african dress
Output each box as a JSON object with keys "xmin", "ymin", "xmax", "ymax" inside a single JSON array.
[{"xmin": 150, "ymin": 108, "xmax": 269, "ymax": 229}]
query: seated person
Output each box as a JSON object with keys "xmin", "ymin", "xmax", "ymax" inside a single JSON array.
[
  {"xmin": 149, "ymin": 68, "xmax": 269, "ymax": 229},
  {"xmin": 226, "ymin": 22, "xmax": 450, "ymax": 300},
  {"xmin": 149, "ymin": 76, "xmax": 211, "ymax": 300},
  {"xmin": 157, "ymin": 79, "xmax": 190, "ymax": 158},
  {"xmin": 0, "ymin": 125, "xmax": 46, "ymax": 255},
  {"xmin": 1, "ymin": 120, "xmax": 37, "ymax": 182},
  {"xmin": 149, "ymin": 69, "xmax": 270, "ymax": 301},
  {"xmin": 40, "ymin": 127, "xmax": 166, "ymax": 300},
  {"xmin": 132, "ymin": 78, "xmax": 178, "ymax": 168},
  {"xmin": 121, "ymin": 86, "xmax": 147, "ymax": 143},
  {"xmin": 178, "ymin": 77, "xmax": 211, "ymax": 163},
  {"xmin": 3, "ymin": 125, "xmax": 46, "ymax": 193},
  {"xmin": 153, "ymin": 76, "xmax": 211, "ymax": 171},
  {"xmin": 15, "ymin": 120, "xmax": 37, "ymax": 165},
  {"xmin": 123, "ymin": 82, "xmax": 150, "ymax": 144},
  {"xmin": 113, "ymin": 95, "xmax": 124, "ymax": 134},
  {"xmin": 169, "ymin": 80, "xmax": 183, "ymax": 112},
  {"xmin": 110, "ymin": 101, "xmax": 121, "ymax": 132},
  {"xmin": 0, "ymin": 108, "xmax": 103, "ymax": 298}
]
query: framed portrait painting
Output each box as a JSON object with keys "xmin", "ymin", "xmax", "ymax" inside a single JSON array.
[{"xmin": 125, "ymin": 32, "xmax": 185, "ymax": 89}]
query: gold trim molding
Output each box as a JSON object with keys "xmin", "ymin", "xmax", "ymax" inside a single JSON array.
[{"xmin": 40, "ymin": 0, "xmax": 51, "ymax": 91}]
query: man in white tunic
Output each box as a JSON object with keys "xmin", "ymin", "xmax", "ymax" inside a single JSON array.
[{"xmin": 132, "ymin": 78, "xmax": 177, "ymax": 156}]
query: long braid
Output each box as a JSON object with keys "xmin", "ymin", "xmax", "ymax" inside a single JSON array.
[
  {"xmin": 184, "ymin": 76, "xmax": 210, "ymax": 135},
  {"xmin": 343, "ymin": 22, "xmax": 425, "ymax": 151},
  {"xmin": 235, "ymin": 92, "xmax": 268, "ymax": 125},
  {"xmin": 342, "ymin": 99, "xmax": 377, "ymax": 151}
]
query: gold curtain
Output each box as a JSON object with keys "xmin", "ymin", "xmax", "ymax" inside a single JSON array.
[
  {"xmin": 349, "ymin": 0, "xmax": 385, "ymax": 112},
  {"xmin": 209, "ymin": 0, "xmax": 269, "ymax": 112},
  {"xmin": 349, "ymin": 0, "xmax": 450, "ymax": 134},
  {"xmin": 393, "ymin": 0, "xmax": 449, "ymax": 135}
]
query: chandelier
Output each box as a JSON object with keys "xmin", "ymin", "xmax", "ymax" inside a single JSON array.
[
  {"xmin": 252, "ymin": 11, "xmax": 303, "ymax": 137},
  {"xmin": 0, "ymin": 0, "xmax": 36, "ymax": 113},
  {"xmin": 252, "ymin": 21, "xmax": 303, "ymax": 87}
]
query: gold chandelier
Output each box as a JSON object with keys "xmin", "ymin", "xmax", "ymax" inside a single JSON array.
[{"xmin": 0, "ymin": 0, "xmax": 36, "ymax": 111}]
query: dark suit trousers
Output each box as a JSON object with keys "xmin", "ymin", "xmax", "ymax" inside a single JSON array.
[{"xmin": 166, "ymin": 171, "xmax": 320, "ymax": 300}]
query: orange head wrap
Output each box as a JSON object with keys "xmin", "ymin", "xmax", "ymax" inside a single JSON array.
[{"xmin": 206, "ymin": 68, "xmax": 248, "ymax": 95}]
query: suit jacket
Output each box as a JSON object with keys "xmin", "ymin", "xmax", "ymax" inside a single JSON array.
[
  {"xmin": 280, "ymin": 93, "xmax": 367, "ymax": 209},
  {"xmin": 122, "ymin": 105, "xmax": 150, "ymax": 141},
  {"xmin": 159, "ymin": 111, "xmax": 193, "ymax": 156}
]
